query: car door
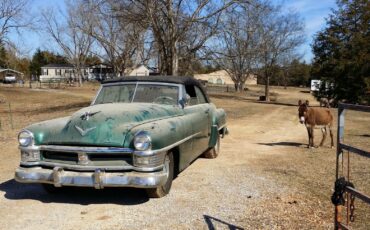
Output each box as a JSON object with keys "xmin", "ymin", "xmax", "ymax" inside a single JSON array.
[
  {"xmin": 194, "ymin": 86, "xmax": 211, "ymax": 150},
  {"xmin": 184, "ymin": 85, "xmax": 210, "ymax": 155}
]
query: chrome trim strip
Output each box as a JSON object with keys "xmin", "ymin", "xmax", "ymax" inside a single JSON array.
[
  {"xmin": 91, "ymin": 85, "xmax": 103, "ymax": 105},
  {"xmin": 131, "ymin": 82, "xmax": 138, "ymax": 103},
  {"xmin": 103, "ymin": 82, "xmax": 181, "ymax": 87},
  {"xmin": 20, "ymin": 161, "xmax": 163, "ymax": 172},
  {"xmin": 20, "ymin": 145, "xmax": 133, "ymax": 153},
  {"xmin": 134, "ymin": 131, "xmax": 201, "ymax": 156},
  {"xmin": 218, "ymin": 123, "xmax": 227, "ymax": 130},
  {"xmin": 15, "ymin": 166, "xmax": 168, "ymax": 188},
  {"xmin": 20, "ymin": 131, "xmax": 201, "ymax": 156}
]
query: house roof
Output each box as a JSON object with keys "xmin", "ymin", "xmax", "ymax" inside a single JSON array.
[
  {"xmin": 42, "ymin": 63, "xmax": 74, "ymax": 68},
  {"xmin": 42, "ymin": 63, "xmax": 114, "ymax": 69},
  {"xmin": 0, "ymin": 68, "xmax": 24, "ymax": 75}
]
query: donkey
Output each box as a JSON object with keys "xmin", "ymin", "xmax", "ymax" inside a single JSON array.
[
  {"xmin": 298, "ymin": 100, "xmax": 334, "ymax": 148},
  {"xmin": 320, "ymin": 97, "xmax": 330, "ymax": 108}
]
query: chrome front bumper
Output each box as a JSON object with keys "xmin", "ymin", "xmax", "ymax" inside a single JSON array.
[{"xmin": 15, "ymin": 166, "xmax": 167, "ymax": 189}]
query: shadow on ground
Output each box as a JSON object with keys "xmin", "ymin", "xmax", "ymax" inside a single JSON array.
[
  {"xmin": 204, "ymin": 215, "xmax": 244, "ymax": 230},
  {"xmin": 0, "ymin": 179, "xmax": 149, "ymax": 205},
  {"xmin": 209, "ymin": 94, "xmax": 298, "ymax": 107},
  {"xmin": 258, "ymin": 142, "xmax": 305, "ymax": 148},
  {"xmin": 255, "ymin": 101, "xmax": 298, "ymax": 107}
]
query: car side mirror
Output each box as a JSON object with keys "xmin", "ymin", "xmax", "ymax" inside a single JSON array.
[{"xmin": 179, "ymin": 94, "xmax": 190, "ymax": 109}]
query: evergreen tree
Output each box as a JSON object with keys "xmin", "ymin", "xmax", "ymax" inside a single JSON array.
[
  {"xmin": 29, "ymin": 49, "xmax": 68, "ymax": 76},
  {"xmin": 29, "ymin": 49, "xmax": 48, "ymax": 76},
  {"xmin": 312, "ymin": 0, "xmax": 370, "ymax": 104},
  {"xmin": 0, "ymin": 43, "xmax": 7, "ymax": 68},
  {"xmin": 289, "ymin": 60, "xmax": 311, "ymax": 87}
]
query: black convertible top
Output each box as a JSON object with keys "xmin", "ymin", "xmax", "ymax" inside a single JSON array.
[
  {"xmin": 103, "ymin": 75, "xmax": 199, "ymax": 86},
  {"xmin": 103, "ymin": 76, "xmax": 210, "ymax": 102}
]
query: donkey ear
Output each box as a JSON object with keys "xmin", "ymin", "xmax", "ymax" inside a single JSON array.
[
  {"xmin": 298, "ymin": 100, "xmax": 302, "ymax": 105},
  {"xmin": 305, "ymin": 100, "xmax": 309, "ymax": 106}
]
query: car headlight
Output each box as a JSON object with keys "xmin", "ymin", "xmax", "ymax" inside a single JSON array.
[
  {"xmin": 134, "ymin": 131, "xmax": 151, "ymax": 151},
  {"xmin": 18, "ymin": 130, "xmax": 34, "ymax": 147}
]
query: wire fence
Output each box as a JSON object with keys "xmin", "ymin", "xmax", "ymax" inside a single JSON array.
[
  {"xmin": 1, "ymin": 78, "xmax": 101, "ymax": 90},
  {"xmin": 204, "ymin": 84, "xmax": 236, "ymax": 94},
  {"xmin": 0, "ymin": 102, "xmax": 14, "ymax": 131}
]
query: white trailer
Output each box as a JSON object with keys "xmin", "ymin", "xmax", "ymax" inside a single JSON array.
[{"xmin": 311, "ymin": 80, "xmax": 321, "ymax": 92}]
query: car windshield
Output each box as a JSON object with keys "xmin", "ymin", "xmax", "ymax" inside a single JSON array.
[{"xmin": 94, "ymin": 83, "xmax": 179, "ymax": 105}]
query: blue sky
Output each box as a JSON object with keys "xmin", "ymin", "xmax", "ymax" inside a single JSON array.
[
  {"xmin": 280, "ymin": 0, "xmax": 337, "ymax": 62},
  {"xmin": 10, "ymin": 0, "xmax": 337, "ymax": 63}
]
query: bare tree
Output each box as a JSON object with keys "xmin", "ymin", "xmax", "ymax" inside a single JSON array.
[
  {"xmin": 42, "ymin": 1, "xmax": 94, "ymax": 86},
  {"xmin": 211, "ymin": 1, "xmax": 263, "ymax": 92},
  {"xmin": 257, "ymin": 3, "xmax": 305, "ymax": 101},
  {"xmin": 0, "ymin": 0, "xmax": 32, "ymax": 45},
  {"xmin": 116, "ymin": 0, "xmax": 237, "ymax": 76},
  {"xmin": 78, "ymin": 0, "xmax": 149, "ymax": 76},
  {"xmin": 212, "ymin": 0, "xmax": 304, "ymax": 95}
]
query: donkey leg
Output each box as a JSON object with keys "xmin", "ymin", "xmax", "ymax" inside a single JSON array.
[
  {"xmin": 311, "ymin": 128, "xmax": 317, "ymax": 148},
  {"xmin": 329, "ymin": 126, "xmax": 334, "ymax": 148},
  {"xmin": 319, "ymin": 127, "xmax": 327, "ymax": 147},
  {"xmin": 306, "ymin": 128, "xmax": 311, "ymax": 148},
  {"xmin": 307, "ymin": 127, "xmax": 315, "ymax": 148}
]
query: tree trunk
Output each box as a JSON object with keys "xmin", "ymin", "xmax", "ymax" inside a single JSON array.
[
  {"xmin": 171, "ymin": 39, "xmax": 179, "ymax": 76},
  {"xmin": 265, "ymin": 75, "xmax": 270, "ymax": 101},
  {"xmin": 78, "ymin": 70, "xmax": 82, "ymax": 87},
  {"xmin": 77, "ymin": 65, "xmax": 83, "ymax": 87},
  {"xmin": 238, "ymin": 82, "xmax": 245, "ymax": 92}
]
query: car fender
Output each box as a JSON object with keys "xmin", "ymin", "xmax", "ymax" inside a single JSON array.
[{"xmin": 208, "ymin": 107, "xmax": 227, "ymax": 148}]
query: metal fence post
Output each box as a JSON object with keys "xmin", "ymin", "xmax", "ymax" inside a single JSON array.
[{"xmin": 334, "ymin": 103, "xmax": 370, "ymax": 229}]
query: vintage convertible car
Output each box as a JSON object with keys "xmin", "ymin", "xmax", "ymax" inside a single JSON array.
[{"xmin": 15, "ymin": 76, "xmax": 227, "ymax": 198}]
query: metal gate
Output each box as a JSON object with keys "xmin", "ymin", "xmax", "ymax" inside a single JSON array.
[{"xmin": 333, "ymin": 103, "xmax": 370, "ymax": 229}]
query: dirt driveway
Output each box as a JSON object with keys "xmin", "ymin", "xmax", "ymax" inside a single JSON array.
[{"xmin": 0, "ymin": 85, "xmax": 368, "ymax": 229}]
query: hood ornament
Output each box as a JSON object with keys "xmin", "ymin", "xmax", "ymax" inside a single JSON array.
[
  {"xmin": 80, "ymin": 111, "xmax": 100, "ymax": 121},
  {"xmin": 75, "ymin": 125, "xmax": 96, "ymax": 136}
]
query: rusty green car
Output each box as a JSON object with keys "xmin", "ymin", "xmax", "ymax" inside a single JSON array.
[{"xmin": 15, "ymin": 76, "xmax": 227, "ymax": 198}]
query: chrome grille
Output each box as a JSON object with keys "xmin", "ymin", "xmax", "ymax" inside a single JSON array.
[
  {"xmin": 41, "ymin": 151, "xmax": 133, "ymax": 166},
  {"xmin": 42, "ymin": 151, "xmax": 78, "ymax": 163}
]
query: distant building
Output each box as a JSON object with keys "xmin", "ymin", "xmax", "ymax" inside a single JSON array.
[
  {"xmin": 310, "ymin": 80, "xmax": 321, "ymax": 92},
  {"xmin": 40, "ymin": 64, "xmax": 84, "ymax": 82},
  {"xmin": 125, "ymin": 65, "xmax": 150, "ymax": 76},
  {"xmin": 88, "ymin": 64, "xmax": 114, "ymax": 81},
  {"xmin": 194, "ymin": 70, "xmax": 257, "ymax": 85},
  {"xmin": 40, "ymin": 63, "xmax": 115, "ymax": 82},
  {"xmin": 0, "ymin": 68, "xmax": 24, "ymax": 83}
]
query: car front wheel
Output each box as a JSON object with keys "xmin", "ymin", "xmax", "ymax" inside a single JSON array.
[{"xmin": 146, "ymin": 151, "xmax": 174, "ymax": 198}]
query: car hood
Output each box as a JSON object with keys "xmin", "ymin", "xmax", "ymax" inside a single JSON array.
[{"xmin": 28, "ymin": 103, "xmax": 184, "ymax": 147}]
